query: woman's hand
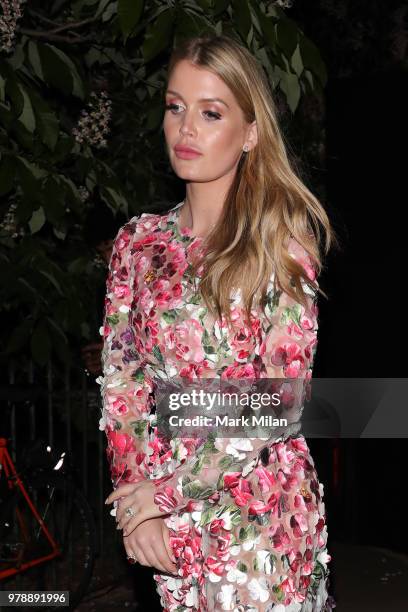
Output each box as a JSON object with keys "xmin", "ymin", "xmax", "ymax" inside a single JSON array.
[
  {"xmin": 105, "ymin": 481, "xmax": 167, "ymax": 536},
  {"xmin": 123, "ymin": 517, "xmax": 178, "ymax": 575}
]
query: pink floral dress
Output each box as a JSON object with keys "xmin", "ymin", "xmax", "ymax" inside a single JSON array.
[{"xmin": 98, "ymin": 201, "xmax": 335, "ymax": 611}]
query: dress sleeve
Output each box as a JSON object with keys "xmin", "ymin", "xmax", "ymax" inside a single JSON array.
[
  {"xmin": 97, "ymin": 219, "xmax": 155, "ymax": 487},
  {"xmin": 152, "ymin": 238, "xmax": 320, "ymax": 514}
]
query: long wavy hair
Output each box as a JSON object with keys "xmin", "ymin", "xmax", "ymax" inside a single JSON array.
[{"xmin": 166, "ymin": 34, "xmax": 339, "ymax": 330}]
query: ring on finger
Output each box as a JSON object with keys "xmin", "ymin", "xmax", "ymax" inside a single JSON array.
[
  {"xmin": 127, "ymin": 552, "xmax": 137, "ymax": 564},
  {"xmin": 125, "ymin": 506, "xmax": 136, "ymax": 518}
]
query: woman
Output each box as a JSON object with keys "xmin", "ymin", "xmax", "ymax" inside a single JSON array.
[{"xmin": 101, "ymin": 34, "xmax": 337, "ymax": 612}]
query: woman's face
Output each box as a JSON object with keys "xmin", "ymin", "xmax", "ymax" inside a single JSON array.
[{"xmin": 163, "ymin": 59, "xmax": 255, "ymax": 182}]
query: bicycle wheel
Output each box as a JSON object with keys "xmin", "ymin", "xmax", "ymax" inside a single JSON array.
[{"xmin": 0, "ymin": 469, "xmax": 96, "ymax": 611}]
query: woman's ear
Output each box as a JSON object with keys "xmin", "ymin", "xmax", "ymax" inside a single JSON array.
[{"xmin": 246, "ymin": 120, "xmax": 258, "ymax": 151}]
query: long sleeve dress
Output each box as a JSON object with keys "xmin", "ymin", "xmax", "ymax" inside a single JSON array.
[{"xmin": 98, "ymin": 200, "xmax": 336, "ymax": 612}]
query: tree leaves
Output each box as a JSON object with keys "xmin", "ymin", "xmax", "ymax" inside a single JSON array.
[
  {"xmin": 28, "ymin": 207, "xmax": 46, "ymax": 234},
  {"xmin": 118, "ymin": 0, "xmax": 144, "ymax": 42},
  {"xmin": 143, "ymin": 8, "xmax": 175, "ymax": 62},
  {"xmin": 0, "ymin": 0, "xmax": 327, "ymax": 370},
  {"xmin": 38, "ymin": 43, "xmax": 85, "ymax": 99}
]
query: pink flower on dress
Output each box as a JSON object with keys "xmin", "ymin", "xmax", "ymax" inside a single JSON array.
[
  {"xmin": 290, "ymin": 512, "xmax": 309, "ymax": 537},
  {"xmin": 286, "ymin": 320, "xmax": 305, "ymax": 340},
  {"xmin": 287, "ymin": 548, "xmax": 303, "ymax": 573},
  {"xmin": 216, "ymin": 532, "xmax": 232, "ymax": 554},
  {"xmin": 300, "ymin": 311, "xmax": 315, "ymax": 331},
  {"xmin": 155, "ymin": 291, "xmax": 173, "ymax": 307},
  {"xmin": 248, "ymin": 499, "xmax": 271, "ymax": 516},
  {"xmin": 230, "ymin": 478, "xmax": 253, "ymax": 507},
  {"xmin": 255, "ymin": 466, "xmax": 277, "ymax": 492},
  {"xmin": 209, "ymin": 519, "xmax": 226, "ymax": 535},
  {"xmin": 172, "ymin": 282, "xmax": 183, "ymax": 297},
  {"xmin": 144, "ymin": 320, "xmax": 160, "ymax": 344},
  {"xmin": 111, "ymin": 397, "xmax": 128, "ymax": 415},
  {"xmin": 139, "ymin": 286, "xmax": 155, "ymax": 311},
  {"xmin": 174, "ymin": 319, "xmax": 206, "ymax": 362},
  {"xmin": 223, "ymin": 472, "xmax": 241, "ymax": 490},
  {"xmin": 153, "ymin": 485, "xmax": 179, "ymax": 512},
  {"xmin": 270, "ymin": 341, "xmax": 304, "ymax": 369},
  {"xmin": 204, "ymin": 556, "xmax": 225, "ymax": 583},
  {"xmin": 106, "ymin": 430, "xmax": 136, "ymax": 456},
  {"xmin": 269, "ymin": 523, "xmax": 291, "ymax": 551},
  {"xmin": 115, "ymin": 229, "xmax": 131, "ymax": 251},
  {"xmin": 221, "ymin": 363, "xmax": 257, "ymax": 378},
  {"xmin": 113, "ymin": 283, "xmax": 131, "ymax": 300}
]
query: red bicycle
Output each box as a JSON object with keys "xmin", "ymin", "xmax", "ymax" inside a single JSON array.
[{"xmin": 0, "ymin": 430, "xmax": 96, "ymax": 610}]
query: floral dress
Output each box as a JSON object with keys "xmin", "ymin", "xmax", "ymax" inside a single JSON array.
[{"xmin": 98, "ymin": 201, "xmax": 336, "ymax": 612}]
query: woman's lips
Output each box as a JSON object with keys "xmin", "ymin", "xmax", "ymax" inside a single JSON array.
[{"xmin": 174, "ymin": 147, "xmax": 202, "ymax": 159}]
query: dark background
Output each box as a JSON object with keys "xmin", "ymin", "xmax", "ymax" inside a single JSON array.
[{"xmin": 289, "ymin": 0, "xmax": 408, "ymax": 556}]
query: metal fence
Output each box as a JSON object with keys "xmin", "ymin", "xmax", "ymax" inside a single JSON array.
[{"xmin": 2, "ymin": 356, "xmax": 108, "ymax": 555}]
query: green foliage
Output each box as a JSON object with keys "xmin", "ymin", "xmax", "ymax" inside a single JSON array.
[{"xmin": 0, "ymin": 0, "xmax": 326, "ymax": 370}]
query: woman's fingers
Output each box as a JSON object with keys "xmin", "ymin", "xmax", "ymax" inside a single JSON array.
[
  {"xmin": 123, "ymin": 519, "xmax": 178, "ymax": 575},
  {"xmin": 105, "ymin": 482, "xmax": 140, "ymax": 505},
  {"xmin": 123, "ymin": 536, "xmax": 148, "ymax": 567},
  {"xmin": 150, "ymin": 536, "xmax": 178, "ymax": 575},
  {"xmin": 116, "ymin": 496, "xmax": 138, "ymax": 528},
  {"xmin": 122, "ymin": 513, "xmax": 144, "ymax": 536},
  {"xmin": 124, "ymin": 535, "xmax": 174, "ymax": 574},
  {"xmin": 145, "ymin": 544, "xmax": 176, "ymax": 575}
]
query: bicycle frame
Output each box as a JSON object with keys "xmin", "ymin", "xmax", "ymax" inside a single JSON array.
[{"xmin": 0, "ymin": 438, "xmax": 62, "ymax": 580}]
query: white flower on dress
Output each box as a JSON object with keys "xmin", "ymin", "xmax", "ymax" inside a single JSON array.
[
  {"xmin": 118, "ymin": 304, "xmax": 130, "ymax": 313},
  {"xmin": 242, "ymin": 532, "xmax": 261, "ymax": 551},
  {"xmin": 317, "ymin": 549, "xmax": 331, "ymax": 567},
  {"xmin": 209, "ymin": 571, "xmax": 223, "ymax": 583},
  {"xmin": 225, "ymin": 563, "xmax": 247, "ymax": 585},
  {"xmin": 271, "ymin": 604, "xmax": 302, "ymax": 612},
  {"xmin": 191, "ymin": 510, "xmax": 202, "ymax": 523},
  {"xmin": 185, "ymin": 585, "xmax": 199, "ymax": 608},
  {"xmin": 241, "ymin": 456, "xmax": 258, "ymax": 477},
  {"xmin": 221, "ymin": 439, "xmax": 254, "ymax": 460},
  {"xmin": 247, "ymin": 577, "xmax": 270, "ymax": 603},
  {"xmin": 164, "ymin": 576, "xmax": 183, "ymax": 601},
  {"xmin": 216, "ymin": 509, "xmax": 235, "ymax": 531},
  {"xmin": 256, "ymin": 550, "xmax": 275, "ymax": 574},
  {"xmin": 216, "ymin": 584, "xmax": 235, "ymax": 610}
]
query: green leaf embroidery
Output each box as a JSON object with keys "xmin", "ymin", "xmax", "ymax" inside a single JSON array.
[
  {"xmin": 191, "ymin": 454, "xmax": 205, "ymax": 475},
  {"xmin": 239, "ymin": 524, "xmax": 257, "ymax": 542},
  {"xmin": 199, "ymin": 507, "xmax": 217, "ymax": 527},
  {"xmin": 106, "ymin": 312, "xmax": 120, "ymax": 326},
  {"xmin": 131, "ymin": 367, "xmax": 145, "ymax": 383},
  {"xmin": 182, "ymin": 480, "xmax": 216, "ymax": 500},
  {"xmin": 162, "ymin": 310, "xmax": 178, "ymax": 324},
  {"xmin": 152, "ymin": 344, "xmax": 164, "ymax": 363},
  {"xmin": 130, "ymin": 419, "xmax": 147, "ymax": 438},
  {"xmin": 218, "ymin": 455, "xmax": 235, "ymax": 470}
]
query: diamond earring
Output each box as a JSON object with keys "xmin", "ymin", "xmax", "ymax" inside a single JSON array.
[{"xmin": 243, "ymin": 144, "xmax": 249, "ymax": 152}]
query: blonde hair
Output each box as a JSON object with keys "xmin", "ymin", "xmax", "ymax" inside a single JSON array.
[{"xmin": 166, "ymin": 34, "xmax": 339, "ymax": 330}]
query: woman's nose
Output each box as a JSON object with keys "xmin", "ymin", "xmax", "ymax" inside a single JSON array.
[{"xmin": 180, "ymin": 111, "xmax": 196, "ymax": 135}]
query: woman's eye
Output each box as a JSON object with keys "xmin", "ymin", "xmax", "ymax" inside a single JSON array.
[{"xmin": 164, "ymin": 103, "xmax": 221, "ymax": 121}]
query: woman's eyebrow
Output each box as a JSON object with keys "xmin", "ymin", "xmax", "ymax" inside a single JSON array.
[{"xmin": 165, "ymin": 89, "xmax": 230, "ymax": 109}]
